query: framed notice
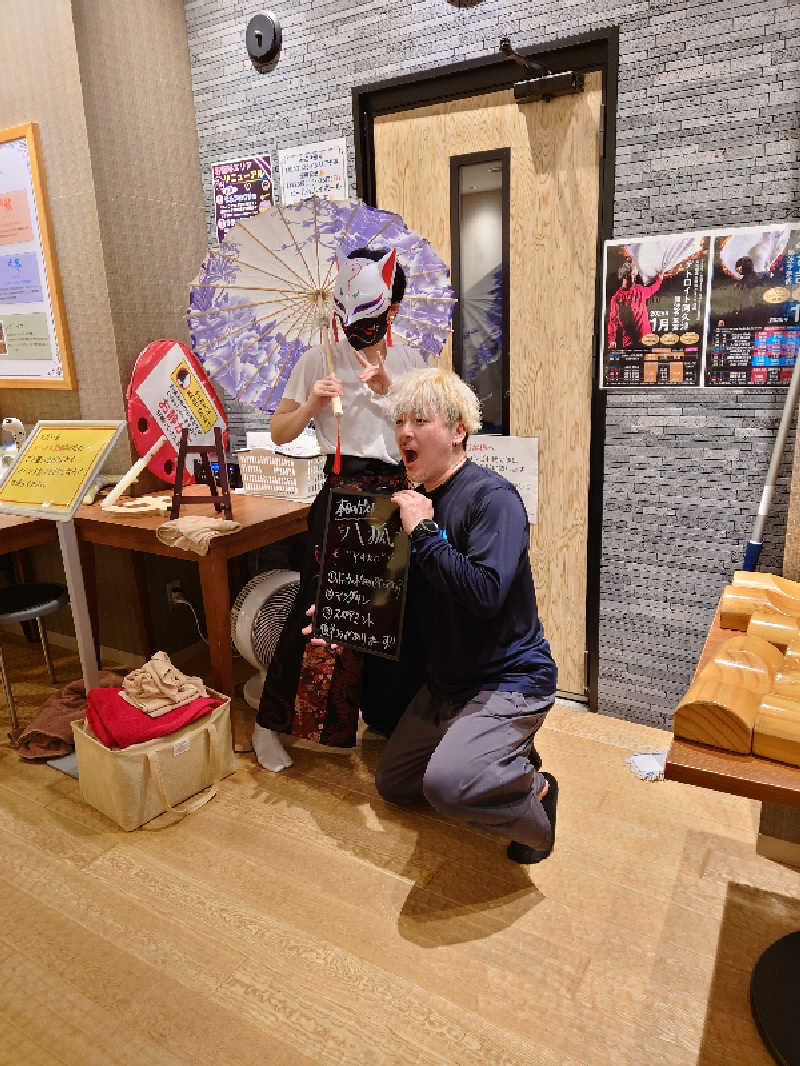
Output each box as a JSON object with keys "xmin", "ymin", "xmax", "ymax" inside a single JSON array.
[
  {"xmin": 705, "ymin": 225, "xmax": 800, "ymax": 386},
  {"xmin": 601, "ymin": 232, "xmax": 710, "ymax": 387},
  {"xmin": 0, "ymin": 123, "xmax": 75, "ymax": 389},
  {"xmin": 0, "ymin": 420, "xmax": 124, "ymax": 519},
  {"xmin": 313, "ymin": 489, "xmax": 410, "ymax": 659},
  {"xmin": 212, "ymin": 155, "xmax": 272, "ymax": 245},
  {"xmin": 467, "ymin": 435, "xmax": 538, "ymax": 524},
  {"xmin": 278, "ymin": 138, "xmax": 348, "ymax": 206}
]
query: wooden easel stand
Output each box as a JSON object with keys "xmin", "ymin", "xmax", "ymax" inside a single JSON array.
[{"xmin": 170, "ymin": 427, "xmax": 233, "ymax": 521}]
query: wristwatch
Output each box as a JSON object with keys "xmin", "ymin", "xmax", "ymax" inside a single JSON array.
[{"xmin": 410, "ymin": 518, "xmax": 439, "ymax": 541}]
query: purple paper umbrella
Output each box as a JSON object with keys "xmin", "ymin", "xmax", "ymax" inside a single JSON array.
[{"xmin": 187, "ymin": 196, "xmax": 456, "ymax": 412}]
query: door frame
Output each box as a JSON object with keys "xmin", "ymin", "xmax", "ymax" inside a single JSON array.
[{"xmin": 352, "ymin": 28, "xmax": 618, "ymax": 710}]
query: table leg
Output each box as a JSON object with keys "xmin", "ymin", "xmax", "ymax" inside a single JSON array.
[
  {"xmin": 131, "ymin": 551, "xmax": 155, "ymax": 657},
  {"xmin": 198, "ymin": 549, "xmax": 233, "ymax": 697},
  {"xmin": 77, "ymin": 536, "xmax": 101, "ymax": 669}
]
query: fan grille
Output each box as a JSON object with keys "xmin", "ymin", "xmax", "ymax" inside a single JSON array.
[{"xmin": 252, "ymin": 582, "xmax": 299, "ymax": 669}]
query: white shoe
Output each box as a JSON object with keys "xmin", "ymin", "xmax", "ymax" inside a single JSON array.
[{"xmin": 252, "ymin": 724, "xmax": 292, "ymax": 772}]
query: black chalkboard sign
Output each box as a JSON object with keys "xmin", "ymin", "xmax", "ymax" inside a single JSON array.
[{"xmin": 313, "ymin": 489, "xmax": 410, "ymax": 659}]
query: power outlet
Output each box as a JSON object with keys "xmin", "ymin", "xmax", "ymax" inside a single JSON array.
[{"xmin": 166, "ymin": 580, "xmax": 184, "ymax": 606}]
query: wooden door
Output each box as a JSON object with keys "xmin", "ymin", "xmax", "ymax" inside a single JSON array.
[{"xmin": 373, "ymin": 74, "xmax": 602, "ymax": 695}]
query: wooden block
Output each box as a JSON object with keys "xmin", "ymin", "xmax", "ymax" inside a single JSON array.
[
  {"xmin": 674, "ymin": 634, "xmax": 783, "ymax": 753},
  {"xmin": 753, "ymin": 693, "xmax": 800, "ymax": 766},
  {"xmin": 720, "ymin": 584, "xmax": 800, "ymax": 631},
  {"xmin": 733, "ymin": 570, "xmax": 800, "ymax": 599},
  {"xmin": 773, "ymin": 669, "xmax": 800, "ymax": 698},
  {"xmin": 747, "ymin": 610, "xmax": 800, "ymax": 649}
]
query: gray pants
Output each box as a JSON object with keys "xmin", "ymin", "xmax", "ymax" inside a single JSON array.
[{"xmin": 374, "ymin": 686, "xmax": 553, "ymax": 849}]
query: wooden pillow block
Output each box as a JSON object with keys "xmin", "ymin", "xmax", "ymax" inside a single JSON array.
[
  {"xmin": 732, "ymin": 570, "xmax": 800, "ymax": 599},
  {"xmin": 673, "ymin": 634, "xmax": 784, "ymax": 753},
  {"xmin": 753, "ymin": 693, "xmax": 800, "ymax": 766},
  {"xmin": 747, "ymin": 610, "xmax": 800, "ymax": 650},
  {"xmin": 720, "ymin": 584, "xmax": 800, "ymax": 631}
]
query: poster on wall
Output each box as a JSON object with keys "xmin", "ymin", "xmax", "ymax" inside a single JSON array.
[
  {"xmin": 278, "ymin": 138, "xmax": 348, "ymax": 205},
  {"xmin": 212, "ymin": 155, "xmax": 272, "ymax": 244},
  {"xmin": 0, "ymin": 123, "xmax": 75, "ymax": 389},
  {"xmin": 705, "ymin": 225, "xmax": 800, "ymax": 386},
  {"xmin": 601, "ymin": 233, "xmax": 710, "ymax": 387}
]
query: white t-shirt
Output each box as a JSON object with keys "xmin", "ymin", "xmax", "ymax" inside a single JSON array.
[{"xmin": 281, "ymin": 339, "xmax": 424, "ymax": 463}]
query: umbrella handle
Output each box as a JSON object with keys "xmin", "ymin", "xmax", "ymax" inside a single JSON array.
[{"xmin": 322, "ymin": 327, "xmax": 343, "ymax": 419}]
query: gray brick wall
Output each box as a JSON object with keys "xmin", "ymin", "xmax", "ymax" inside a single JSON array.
[{"xmin": 183, "ymin": 0, "xmax": 800, "ymax": 728}]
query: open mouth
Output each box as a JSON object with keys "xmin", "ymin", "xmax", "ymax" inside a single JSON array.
[{"xmin": 402, "ymin": 447, "xmax": 418, "ymax": 465}]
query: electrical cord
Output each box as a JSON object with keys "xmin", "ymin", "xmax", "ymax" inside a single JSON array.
[
  {"xmin": 171, "ymin": 593, "xmax": 208, "ymax": 644},
  {"xmin": 170, "ymin": 591, "xmax": 244, "ymax": 658}
]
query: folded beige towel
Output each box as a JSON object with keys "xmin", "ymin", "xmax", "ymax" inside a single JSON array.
[
  {"xmin": 156, "ymin": 515, "xmax": 241, "ymax": 556},
  {"xmin": 121, "ymin": 650, "xmax": 207, "ymax": 717}
]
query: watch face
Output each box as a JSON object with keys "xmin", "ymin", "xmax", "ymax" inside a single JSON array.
[{"xmin": 414, "ymin": 519, "xmax": 438, "ymax": 537}]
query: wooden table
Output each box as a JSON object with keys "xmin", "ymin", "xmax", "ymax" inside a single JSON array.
[
  {"xmin": 665, "ymin": 604, "xmax": 800, "ymax": 1064},
  {"xmin": 0, "ymin": 513, "xmax": 58, "ymax": 555},
  {"xmin": 74, "ymin": 489, "xmax": 309, "ymax": 696}
]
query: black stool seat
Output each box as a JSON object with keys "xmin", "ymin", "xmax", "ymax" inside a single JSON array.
[{"xmin": 0, "ymin": 583, "xmax": 69, "ymax": 625}]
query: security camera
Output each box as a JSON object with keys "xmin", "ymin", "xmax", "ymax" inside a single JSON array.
[{"xmin": 246, "ymin": 12, "xmax": 282, "ymax": 72}]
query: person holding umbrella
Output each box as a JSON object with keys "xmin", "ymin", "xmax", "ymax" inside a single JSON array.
[{"xmin": 254, "ymin": 247, "xmax": 425, "ymax": 771}]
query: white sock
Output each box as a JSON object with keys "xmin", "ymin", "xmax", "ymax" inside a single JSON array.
[{"xmin": 252, "ymin": 724, "xmax": 292, "ymax": 772}]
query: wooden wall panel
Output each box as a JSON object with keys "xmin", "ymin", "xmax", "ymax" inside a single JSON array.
[{"xmin": 374, "ymin": 74, "xmax": 602, "ymax": 693}]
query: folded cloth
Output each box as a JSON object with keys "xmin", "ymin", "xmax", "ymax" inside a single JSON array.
[
  {"xmin": 86, "ymin": 686, "xmax": 223, "ymax": 749},
  {"xmin": 9, "ymin": 671, "xmax": 126, "ymax": 760},
  {"xmin": 155, "ymin": 515, "xmax": 241, "ymax": 556},
  {"xmin": 121, "ymin": 650, "xmax": 206, "ymax": 716}
]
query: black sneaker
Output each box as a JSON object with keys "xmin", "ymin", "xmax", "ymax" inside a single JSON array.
[{"xmin": 507, "ymin": 772, "xmax": 558, "ymax": 864}]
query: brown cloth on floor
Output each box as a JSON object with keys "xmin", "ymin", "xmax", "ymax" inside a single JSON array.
[
  {"xmin": 120, "ymin": 650, "xmax": 206, "ymax": 717},
  {"xmin": 9, "ymin": 670, "xmax": 126, "ymax": 760},
  {"xmin": 155, "ymin": 515, "xmax": 241, "ymax": 556}
]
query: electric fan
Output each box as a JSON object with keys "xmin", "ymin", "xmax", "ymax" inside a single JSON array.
[{"xmin": 230, "ymin": 569, "xmax": 300, "ymax": 708}]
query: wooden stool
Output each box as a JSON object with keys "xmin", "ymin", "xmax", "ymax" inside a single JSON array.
[{"xmin": 169, "ymin": 427, "xmax": 233, "ymax": 521}]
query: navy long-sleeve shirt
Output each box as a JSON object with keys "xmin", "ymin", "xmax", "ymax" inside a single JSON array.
[{"xmin": 408, "ymin": 459, "xmax": 557, "ymax": 700}]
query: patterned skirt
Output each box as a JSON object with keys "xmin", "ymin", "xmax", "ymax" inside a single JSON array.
[{"xmin": 256, "ymin": 455, "xmax": 408, "ymax": 747}]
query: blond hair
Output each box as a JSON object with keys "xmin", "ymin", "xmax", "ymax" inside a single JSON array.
[{"xmin": 391, "ymin": 367, "xmax": 481, "ymax": 434}]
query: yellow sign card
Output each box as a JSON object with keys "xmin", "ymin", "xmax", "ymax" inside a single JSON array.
[
  {"xmin": 170, "ymin": 360, "xmax": 218, "ymax": 433},
  {"xmin": 0, "ymin": 424, "xmax": 119, "ymax": 509}
]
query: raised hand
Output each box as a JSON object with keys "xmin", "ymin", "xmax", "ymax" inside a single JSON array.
[
  {"xmin": 353, "ymin": 345, "xmax": 391, "ymax": 396},
  {"xmin": 391, "ymin": 489, "xmax": 434, "ymax": 534}
]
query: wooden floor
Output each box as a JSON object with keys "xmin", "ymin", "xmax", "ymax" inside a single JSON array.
[{"xmin": 2, "ymin": 634, "xmax": 800, "ymax": 1066}]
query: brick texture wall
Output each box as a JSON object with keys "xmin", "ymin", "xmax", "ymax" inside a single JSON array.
[{"xmin": 183, "ymin": 0, "xmax": 800, "ymax": 728}]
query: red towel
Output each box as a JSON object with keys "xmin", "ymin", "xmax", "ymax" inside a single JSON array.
[{"xmin": 86, "ymin": 687, "xmax": 222, "ymax": 749}]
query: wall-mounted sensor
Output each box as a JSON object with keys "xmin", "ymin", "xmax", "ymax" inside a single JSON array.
[{"xmin": 246, "ymin": 12, "xmax": 282, "ymax": 72}]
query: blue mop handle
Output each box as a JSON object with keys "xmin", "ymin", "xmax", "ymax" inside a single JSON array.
[{"xmin": 743, "ymin": 539, "xmax": 762, "ymax": 572}]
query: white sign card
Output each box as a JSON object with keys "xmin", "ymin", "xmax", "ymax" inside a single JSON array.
[
  {"xmin": 278, "ymin": 138, "xmax": 348, "ymax": 205},
  {"xmin": 467, "ymin": 435, "xmax": 538, "ymax": 524}
]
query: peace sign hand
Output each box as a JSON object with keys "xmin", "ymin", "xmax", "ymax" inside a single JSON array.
[{"xmin": 353, "ymin": 346, "xmax": 391, "ymax": 397}]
